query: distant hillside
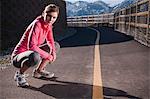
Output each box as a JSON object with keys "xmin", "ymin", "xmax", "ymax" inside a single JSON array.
[
  {"xmin": 66, "ymin": 0, "xmax": 112, "ymax": 17},
  {"xmin": 66, "ymin": 0, "xmax": 137, "ymax": 17}
]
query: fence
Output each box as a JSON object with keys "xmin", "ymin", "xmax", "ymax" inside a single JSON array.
[
  {"xmin": 114, "ymin": 0, "xmax": 150, "ymax": 47},
  {"xmin": 67, "ymin": 13, "xmax": 114, "ymax": 27}
]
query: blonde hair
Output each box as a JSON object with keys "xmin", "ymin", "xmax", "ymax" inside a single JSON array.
[{"xmin": 43, "ymin": 4, "xmax": 59, "ymax": 14}]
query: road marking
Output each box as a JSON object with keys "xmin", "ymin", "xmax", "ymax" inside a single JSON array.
[{"xmin": 89, "ymin": 28, "xmax": 103, "ymax": 99}]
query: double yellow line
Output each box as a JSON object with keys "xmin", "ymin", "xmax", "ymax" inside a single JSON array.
[{"xmin": 89, "ymin": 28, "xmax": 103, "ymax": 99}]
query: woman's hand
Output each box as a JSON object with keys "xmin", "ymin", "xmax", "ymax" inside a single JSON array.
[
  {"xmin": 48, "ymin": 51, "xmax": 56, "ymax": 64},
  {"xmin": 51, "ymin": 51, "xmax": 56, "ymax": 62}
]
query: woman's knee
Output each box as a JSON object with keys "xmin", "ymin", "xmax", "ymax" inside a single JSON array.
[
  {"xmin": 28, "ymin": 51, "xmax": 41, "ymax": 67},
  {"xmin": 11, "ymin": 51, "xmax": 41, "ymax": 68}
]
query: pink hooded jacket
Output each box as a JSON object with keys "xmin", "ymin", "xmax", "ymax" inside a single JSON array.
[{"xmin": 11, "ymin": 16, "xmax": 56, "ymax": 61}]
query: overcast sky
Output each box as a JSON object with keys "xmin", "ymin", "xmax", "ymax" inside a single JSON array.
[{"xmin": 65, "ymin": 0, "xmax": 125, "ymax": 6}]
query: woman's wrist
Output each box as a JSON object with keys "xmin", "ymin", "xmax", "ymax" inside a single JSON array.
[{"xmin": 47, "ymin": 54, "xmax": 53, "ymax": 61}]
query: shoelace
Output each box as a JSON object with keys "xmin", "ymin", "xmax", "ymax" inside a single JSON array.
[{"xmin": 22, "ymin": 73, "xmax": 29, "ymax": 78}]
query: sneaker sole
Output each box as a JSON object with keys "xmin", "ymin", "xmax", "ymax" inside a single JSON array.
[
  {"xmin": 17, "ymin": 83, "xmax": 30, "ymax": 87},
  {"xmin": 33, "ymin": 74, "xmax": 55, "ymax": 79},
  {"xmin": 42, "ymin": 73, "xmax": 55, "ymax": 78}
]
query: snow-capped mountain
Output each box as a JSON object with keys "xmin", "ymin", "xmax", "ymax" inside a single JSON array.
[
  {"xmin": 66, "ymin": 0, "xmax": 137, "ymax": 17},
  {"xmin": 66, "ymin": 0, "xmax": 112, "ymax": 17}
]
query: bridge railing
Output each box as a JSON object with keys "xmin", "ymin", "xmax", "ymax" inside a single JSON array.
[
  {"xmin": 67, "ymin": 13, "xmax": 114, "ymax": 27},
  {"xmin": 114, "ymin": 0, "xmax": 150, "ymax": 47}
]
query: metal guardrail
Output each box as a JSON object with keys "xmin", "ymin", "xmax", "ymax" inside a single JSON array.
[
  {"xmin": 67, "ymin": 13, "xmax": 114, "ymax": 27},
  {"xmin": 67, "ymin": 0, "xmax": 150, "ymax": 47}
]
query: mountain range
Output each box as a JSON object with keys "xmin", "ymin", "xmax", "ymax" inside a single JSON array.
[{"xmin": 66, "ymin": 0, "xmax": 136, "ymax": 17}]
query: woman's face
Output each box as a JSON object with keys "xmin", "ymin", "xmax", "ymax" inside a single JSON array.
[{"xmin": 43, "ymin": 11, "xmax": 58, "ymax": 25}]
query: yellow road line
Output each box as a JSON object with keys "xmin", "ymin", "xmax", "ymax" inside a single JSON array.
[{"xmin": 89, "ymin": 28, "xmax": 103, "ymax": 99}]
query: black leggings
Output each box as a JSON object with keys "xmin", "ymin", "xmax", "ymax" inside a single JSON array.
[
  {"xmin": 12, "ymin": 42, "xmax": 60, "ymax": 68},
  {"xmin": 12, "ymin": 51, "xmax": 41, "ymax": 68}
]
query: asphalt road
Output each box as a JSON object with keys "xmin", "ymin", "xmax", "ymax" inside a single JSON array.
[
  {"xmin": 0, "ymin": 27, "xmax": 149, "ymax": 99},
  {"xmin": 97, "ymin": 27, "xmax": 149, "ymax": 99}
]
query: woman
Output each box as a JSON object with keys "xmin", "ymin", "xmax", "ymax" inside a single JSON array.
[{"xmin": 11, "ymin": 4, "xmax": 60, "ymax": 87}]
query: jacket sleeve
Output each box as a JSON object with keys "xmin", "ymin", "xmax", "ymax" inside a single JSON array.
[
  {"xmin": 28, "ymin": 22, "xmax": 52, "ymax": 61},
  {"xmin": 46, "ymin": 28, "xmax": 56, "ymax": 53}
]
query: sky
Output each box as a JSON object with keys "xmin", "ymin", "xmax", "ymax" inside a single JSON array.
[{"xmin": 65, "ymin": 0, "xmax": 125, "ymax": 6}]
